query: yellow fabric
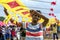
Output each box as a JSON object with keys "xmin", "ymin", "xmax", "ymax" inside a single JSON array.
[
  {"xmin": 52, "ymin": 26, "xmax": 57, "ymax": 33},
  {"xmin": 0, "ymin": 0, "xmax": 31, "ymax": 23},
  {"xmin": 4, "ymin": 14, "xmax": 12, "ymax": 24}
]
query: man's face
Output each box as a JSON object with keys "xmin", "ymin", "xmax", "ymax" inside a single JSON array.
[
  {"xmin": 32, "ymin": 13, "xmax": 41, "ymax": 22},
  {"xmin": 30, "ymin": 10, "xmax": 41, "ymax": 22}
]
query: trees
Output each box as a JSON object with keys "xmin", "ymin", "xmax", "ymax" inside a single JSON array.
[{"xmin": 0, "ymin": 17, "xmax": 5, "ymax": 21}]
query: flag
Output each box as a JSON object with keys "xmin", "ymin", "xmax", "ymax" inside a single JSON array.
[{"xmin": 0, "ymin": 0, "xmax": 31, "ymax": 23}]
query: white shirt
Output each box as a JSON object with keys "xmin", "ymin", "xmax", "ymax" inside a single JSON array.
[{"xmin": 2, "ymin": 28, "xmax": 6, "ymax": 34}]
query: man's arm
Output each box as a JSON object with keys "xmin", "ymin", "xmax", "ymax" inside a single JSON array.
[
  {"xmin": 55, "ymin": 19, "xmax": 59, "ymax": 27},
  {"xmin": 50, "ymin": 24, "xmax": 53, "ymax": 31},
  {"xmin": 34, "ymin": 10, "xmax": 49, "ymax": 27},
  {"xmin": 39, "ymin": 14, "xmax": 49, "ymax": 27}
]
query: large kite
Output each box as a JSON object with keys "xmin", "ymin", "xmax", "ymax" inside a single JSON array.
[
  {"xmin": 0, "ymin": 0, "xmax": 32, "ymax": 24},
  {"xmin": 0, "ymin": 0, "xmax": 60, "ymax": 27}
]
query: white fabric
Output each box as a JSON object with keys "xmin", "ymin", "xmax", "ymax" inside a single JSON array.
[
  {"xmin": 2, "ymin": 28, "xmax": 6, "ymax": 34},
  {"xmin": 16, "ymin": 27, "xmax": 21, "ymax": 40}
]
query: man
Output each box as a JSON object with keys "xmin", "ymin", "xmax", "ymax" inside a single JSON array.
[
  {"xmin": 0, "ymin": 27, "xmax": 3, "ymax": 40},
  {"xmin": 2, "ymin": 26, "xmax": 6, "ymax": 40},
  {"xmin": 25, "ymin": 10, "xmax": 49, "ymax": 40},
  {"xmin": 50, "ymin": 23, "xmax": 58, "ymax": 40},
  {"xmin": 4, "ymin": 8, "xmax": 49, "ymax": 40},
  {"xmin": 16, "ymin": 26, "xmax": 21, "ymax": 40},
  {"xmin": 5, "ymin": 27, "xmax": 11, "ymax": 40},
  {"xmin": 20, "ymin": 27, "xmax": 26, "ymax": 40}
]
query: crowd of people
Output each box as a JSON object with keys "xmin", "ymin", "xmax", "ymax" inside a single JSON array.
[
  {"xmin": 0, "ymin": 25, "xmax": 26, "ymax": 40},
  {"xmin": 0, "ymin": 22, "xmax": 59, "ymax": 40}
]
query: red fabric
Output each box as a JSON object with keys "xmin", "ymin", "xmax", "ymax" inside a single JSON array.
[
  {"xmin": 7, "ymin": 1, "xmax": 19, "ymax": 8},
  {"xmin": 26, "ymin": 32, "xmax": 43, "ymax": 36},
  {"xmin": 11, "ymin": 30, "xmax": 16, "ymax": 37},
  {"xmin": 46, "ymin": 28, "xmax": 50, "ymax": 31},
  {"xmin": 22, "ymin": 11, "xmax": 29, "ymax": 15},
  {"xmin": 26, "ymin": 22, "xmax": 28, "ymax": 27}
]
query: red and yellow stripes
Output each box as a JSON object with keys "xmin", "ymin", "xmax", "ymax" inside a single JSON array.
[{"xmin": 0, "ymin": 0, "xmax": 32, "ymax": 24}]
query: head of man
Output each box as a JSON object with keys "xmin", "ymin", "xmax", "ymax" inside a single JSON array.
[
  {"xmin": 51, "ymin": 23, "xmax": 57, "ymax": 27},
  {"xmin": 30, "ymin": 10, "xmax": 41, "ymax": 23}
]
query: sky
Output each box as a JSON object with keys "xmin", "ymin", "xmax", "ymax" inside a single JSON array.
[{"xmin": 0, "ymin": 0, "xmax": 60, "ymax": 20}]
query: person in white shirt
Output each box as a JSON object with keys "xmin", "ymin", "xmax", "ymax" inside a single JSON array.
[
  {"xmin": 2, "ymin": 26, "xmax": 6, "ymax": 40},
  {"xmin": 16, "ymin": 26, "xmax": 21, "ymax": 40},
  {"xmin": 24, "ymin": 10, "xmax": 49, "ymax": 40}
]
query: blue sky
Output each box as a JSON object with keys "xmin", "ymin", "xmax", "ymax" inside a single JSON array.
[{"xmin": 0, "ymin": 0, "xmax": 60, "ymax": 20}]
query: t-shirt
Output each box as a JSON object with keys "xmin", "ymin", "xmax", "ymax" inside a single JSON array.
[
  {"xmin": 15, "ymin": 27, "xmax": 20, "ymax": 32},
  {"xmin": 52, "ymin": 26, "xmax": 57, "ymax": 33},
  {"xmin": 11, "ymin": 30, "xmax": 16, "ymax": 37},
  {"xmin": 21, "ymin": 30, "xmax": 26, "ymax": 37},
  {"xmin": 6, "ymin": 28, "xmax": 11, "ymax": 34},
  {"xmin": 20, "ymin": 27, "xmax": 26, "ymax": 37},
  {"xmin": 2, "ymin": 28, "xmax": 6, "ymax": 34},
  {"xmin": 26, "ymin": 23, "xmax": 43, "ymax": 38}
]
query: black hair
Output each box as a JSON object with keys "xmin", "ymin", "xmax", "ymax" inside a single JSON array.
[
  {"xmin": 20, "ymin": 27, "xmax": 24, "ymax": 31},
  {"xmin": 2, "ymin": 25, "xmax": 5, "ymax": 28},
  {"xmin": 53, "ymin": 23, "xmax": 56, "ymax": 27},
  {"xmin": 9, "ymin": 25, "xmax": 12, "ymax": 27},
  {"xmin": 36, "ymin": 10, "xmax": 41, "ymax": 13}
]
